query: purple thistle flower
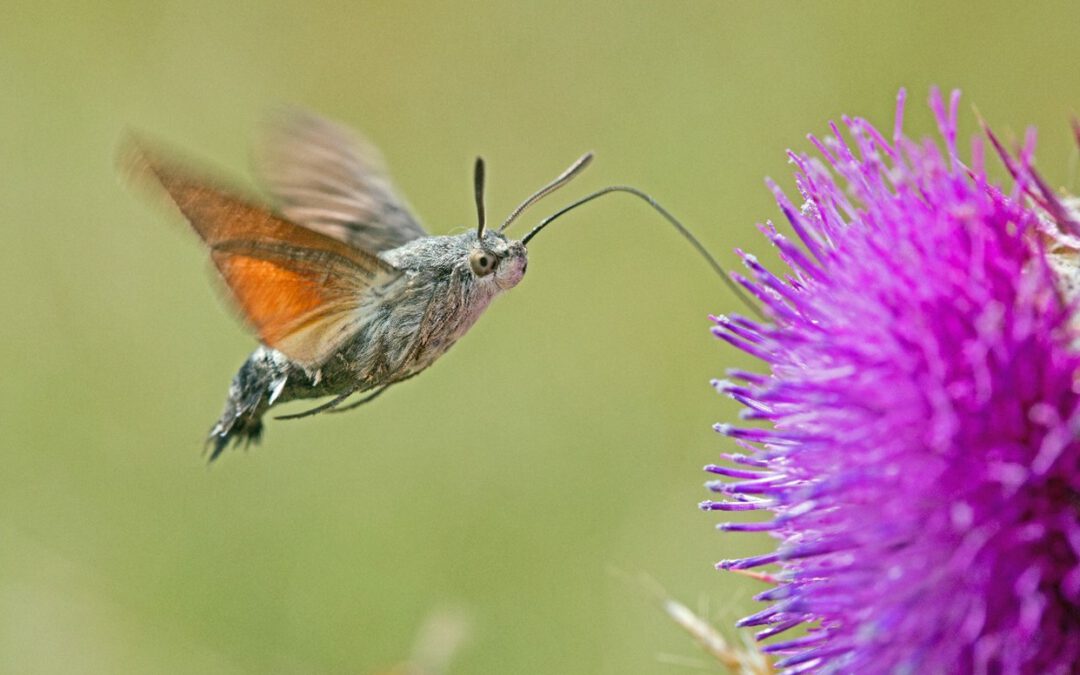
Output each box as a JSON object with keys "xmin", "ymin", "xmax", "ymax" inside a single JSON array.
[{"xmin": 705, "ymin": 89, "xmax": 1080, "ymax": 674}]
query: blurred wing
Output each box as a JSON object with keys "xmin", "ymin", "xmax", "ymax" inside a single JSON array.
[
  {"xmin": 125, "ymin": 138, "xmax": 402, "ymax": 368},
  {"xmin": 258, "ymin": 111, "xmax": 427, "ymax": 252}
]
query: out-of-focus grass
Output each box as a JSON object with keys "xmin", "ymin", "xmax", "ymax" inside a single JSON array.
[{"xmin": 4, "ymin": 2, "xmax": 1080, "ymax": 673}]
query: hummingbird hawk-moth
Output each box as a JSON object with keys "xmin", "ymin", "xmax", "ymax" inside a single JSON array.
[{"xmin": 125, "ymin": 111, "xmax": 755, "ymax": 461}]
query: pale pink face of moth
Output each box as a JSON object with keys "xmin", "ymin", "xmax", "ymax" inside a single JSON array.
[{"xmin": 491, "ymin": 240, "xmax": 528, "ymax": 290}]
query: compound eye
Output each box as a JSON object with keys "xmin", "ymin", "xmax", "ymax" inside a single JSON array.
[{"xmin": 469, "ymin": 249, "xmax": 496, "ymax": 277}]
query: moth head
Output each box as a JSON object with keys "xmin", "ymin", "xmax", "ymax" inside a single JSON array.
[
  {"xmin": 468, "ymin": 157, "xmax": 529, "ymax": 290},
  {"xmin": 466, "ymin": 153, "xmax": 593, "ymax": 290},
  {"xmin": 466, "ymin": 229, "xmax": 527, "ymax": 290}
]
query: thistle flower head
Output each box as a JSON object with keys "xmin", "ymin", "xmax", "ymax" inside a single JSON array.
[{"xmin": 705, "ymin": 89, "xmax": 1080, "ymax": 673}]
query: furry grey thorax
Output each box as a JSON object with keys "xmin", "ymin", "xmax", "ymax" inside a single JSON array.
[{"xmin": 208, "ymin": 229, "xmax": 527, "ymax": 457}]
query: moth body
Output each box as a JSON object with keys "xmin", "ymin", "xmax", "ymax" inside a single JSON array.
[
  {"xmin": 126, "ymin": 110, "xmax": 583, "ymax": 460},
  {"xmin": 209, "ymin": 231, "xmax": 527, "ymax": 457}
]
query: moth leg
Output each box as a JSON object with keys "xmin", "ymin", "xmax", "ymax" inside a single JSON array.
[
  {"xmin": 275, "ymin": 387, "xmax": 359, "ymax": 420},
  {"xmin": 325, "ymin": 385, "xmax": 390, "ymax": 414}
]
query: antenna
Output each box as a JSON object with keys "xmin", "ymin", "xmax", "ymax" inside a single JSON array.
[
  {"xmin": 499, "ymin": 153, "xmax": 593, "ymax": 233},
  {"xmin": 474, "ymin": 157, "xmax": 487, "ymax": 239}
]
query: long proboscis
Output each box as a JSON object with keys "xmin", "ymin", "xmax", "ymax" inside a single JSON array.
[
  {"xmin": 499, "ymin": 152, "xmax": 594, "ymax": 233},
  {"xmin": 521, "ymin": 186, "xmax": 763, "ymax": 319}
]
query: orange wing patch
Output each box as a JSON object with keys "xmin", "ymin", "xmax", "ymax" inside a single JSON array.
[
  {"xmin": 219, "ymin": 257, "xmax": 326, "ymax": 339},
  {"xmin": 215, "ymin": 255, "xmax": 337, "ymax": 362},
  {"xmin": 211, "ymin": 248, "xmax": 381, "ymax": 366},
  {"xmin": 124, "ymin": 137, "xmax": 401, "ymax": 367}
]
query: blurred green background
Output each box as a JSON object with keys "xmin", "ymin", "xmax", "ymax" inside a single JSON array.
[{"xmin": 5, "ymin": 2, "xmax": 1080, "ymax": 673}]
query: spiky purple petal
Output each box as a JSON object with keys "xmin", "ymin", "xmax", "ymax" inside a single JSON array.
[{"xmin": 709, "ymin": 89, "xmax": 1080, "ymax": 674}]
